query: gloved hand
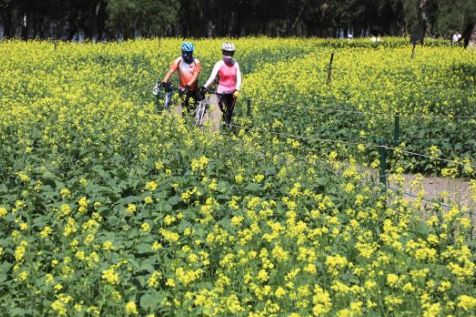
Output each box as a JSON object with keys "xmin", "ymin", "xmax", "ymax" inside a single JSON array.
[
  {"xmin": 200, "ymin": 86, "xmax": 208, "ymax": 94},
  {"xmin": 162, "ymin": 82, "xmax": 172, "ymax": 92},
  {"xmin": 184, "ymin": 84, "xmax": 191, "ymax": 92},
  {"xmin": 233, "ymin": 90, "xmax": 240, "ymax": 99}
]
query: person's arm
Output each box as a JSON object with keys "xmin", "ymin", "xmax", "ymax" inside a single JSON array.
[
  {"xmin": 204, "ymin": 62, "xmax": 221, "ymax": 89},
  {"xmin": 162, "ymin": 58, "xmax": 179, "ymax": 83},
  {"xmin": 162, "ymin": 68, "xmax": 175, "ymax": 83},
  {"xmin": 235, "ymin": 62, "xmax": 242, "ymax": 91}
]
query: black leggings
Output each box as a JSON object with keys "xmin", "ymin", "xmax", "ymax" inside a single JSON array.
[{"xmin": 217, "ymin": 93, "xmax": 237, "ymax": 125}]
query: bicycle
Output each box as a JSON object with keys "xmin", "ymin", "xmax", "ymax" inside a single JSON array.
[
  {"xmin": 152, "ymin": 81, "xmax": 175, "ymax": 113},
  {"xmin": 154, "ymin": 82, "xmax": 206, "ymax": 122},
  {"xmin": 194, "ymin": 90, "xmax": 210, "ymax": 127}
]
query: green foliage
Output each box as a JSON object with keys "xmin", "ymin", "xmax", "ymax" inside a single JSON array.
[
  {"xmin": 105, "ymin": 0, "xmax": 179, "ymax": 36},
  {"xmin": 0, "ymin": 38, "xmax": 475, "ymax": 317},
  {"xmin": 432, "ymin": 0, "xmax": 476, "ymax": 34},
  {"xmin": 0, "ymin": 0, "xmax": 475, "ymax": 38}
]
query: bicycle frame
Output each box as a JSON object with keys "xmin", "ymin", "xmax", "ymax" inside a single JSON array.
[
  {"xmin": 163, "ymin": 91, "xmax": 174, "ymax": 111},
  {"xmin": 153, "ymin": 82, "xmax": 175, "ymax": 113},
  {"xmin": 194, "ymin": 93, "xmax": 209, "ymax": 126}
]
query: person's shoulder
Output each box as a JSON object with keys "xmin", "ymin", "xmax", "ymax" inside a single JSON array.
[
  {"xmin": 215, "ymin": 60, "xmax": 225, "ymax": 67},
  {"xmin": 170, "ymin": 56, "xmax": 182, "ymax": 69},
  {"xmin": 193, "ymin": 57, "xmax": 201, "ymax": 64}
]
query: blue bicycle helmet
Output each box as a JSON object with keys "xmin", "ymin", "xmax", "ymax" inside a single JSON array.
[{"xmin": 181, "ymin": 42, "xmax": 194, "ymax": 52}]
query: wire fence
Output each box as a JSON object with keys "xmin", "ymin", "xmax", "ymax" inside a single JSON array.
[
  {"xmin": 227, "ymin": 121, "xmax": 476, "ymax": 170},
  {"xmin": 224, "ymin": 120, "xmax": 475, "ymax": 210},
  {"xmin": 140, "ymin": 89, "xmax": 476, "ymax": 211},
  {"xmin": 387, "ymin": 186, "xmax": 452, "ymax": 209},
  {"xmin": 140, "ymin": 86, "xmax": 476, "ymax": 161},
  {"xmin": 242, "ymin": 98, "xmax": 476, "ymax": 121}
]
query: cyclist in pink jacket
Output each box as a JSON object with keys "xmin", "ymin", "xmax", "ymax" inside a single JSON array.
[{"xmin": 202, "ymin": 43, "xmax": 242, "ymax": 126}]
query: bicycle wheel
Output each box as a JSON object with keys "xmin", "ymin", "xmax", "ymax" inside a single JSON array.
[
  {"xmin": 195, "ymin": 100, "xmax": 206, "ymax": 126},
  {"xmin": 164, "ymin": 92, "xmax": 173, "ymax": 112}
]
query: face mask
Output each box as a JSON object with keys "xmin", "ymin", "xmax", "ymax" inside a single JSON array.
[
  {"xmin": 223, "ymin": 56, "xmax": 233, "ymax": 64},
  {"xmin": 182, "ymin": 53, "xmax": 193, "ymax": 63}
]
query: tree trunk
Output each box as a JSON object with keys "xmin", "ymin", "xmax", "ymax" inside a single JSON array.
[
  {"xmin": 26, "ymin": 10, "xmax": 35, "ymax": 39},
  {"xmin": 134, "ymin": 26, "xmax": 142, "ymax": 39},
  {"xmin": 21, "ymin": 12, "xmax": 28, "ymax": 40},
  {"xmin": 410, "ymin": 0, "xmax": 430, "ymax": 45},
  {"xmin": 462, "ymin": 22, "xmax": 476, "ymax": 48},
  {"xmin": 92, "ymin": 2, "xmax": 101, "ymax": 42},
  {"xmin": 207, "ymin": 21, "xmax": 213, "ymax": 38}
]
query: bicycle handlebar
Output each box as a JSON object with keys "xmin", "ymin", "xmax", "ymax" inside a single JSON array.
[{"xmin": 153, "ymin": 81, "xmax": 176, "ymax": 95}]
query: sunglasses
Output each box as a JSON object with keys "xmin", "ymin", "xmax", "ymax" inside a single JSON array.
[{"xmin": 222, "ymin": 51, "xmax": 234, "ymax": 56}]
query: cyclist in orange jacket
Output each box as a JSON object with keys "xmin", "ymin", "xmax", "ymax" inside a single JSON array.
[{"xmin": 161, "ymin": 42, "xmax": 201, "ymax": 113}]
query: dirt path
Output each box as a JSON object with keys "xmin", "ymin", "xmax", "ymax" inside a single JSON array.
[
  {"xmin": 173, "ymin": 94, "xmax": 222, "ymax": 132},
  {"xmin": 396, "ymin": 174, "xmax": 473, "ymax": 207},
  {"xmin": 358, "ymin": 165, "xmax": 474, "ymax": 208}
]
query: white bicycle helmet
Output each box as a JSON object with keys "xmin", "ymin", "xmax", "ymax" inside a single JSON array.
[{"xmin": 221, "ymin": 42, "xmax": 235, "ymax": 52}]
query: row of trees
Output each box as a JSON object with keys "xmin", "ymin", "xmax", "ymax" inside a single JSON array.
[{"xmin": 0, "ymin": 0, "xmax": 475, "ymax": 40}]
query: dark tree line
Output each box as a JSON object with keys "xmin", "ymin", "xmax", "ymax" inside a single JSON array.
[
  {"xmin": 0, "ymin": 0, "xmax": 474, "ymax": 40},
  {"xmin": 0, "ymin": 0, "xmax": 108, "ymax": 40}
]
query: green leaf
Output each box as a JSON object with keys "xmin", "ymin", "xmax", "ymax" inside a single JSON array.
[
  {"xmin": 0, "ymin": 273, "xmax": 7, "ymax": 283},
  {"xmin": 167, "ymin": 195, "xmax": 181, "ymax": 206},
  {"xmin": 136, "ymin": 243, "xmax": 153, "ymax": 255},
  {"xmin": 245, "ymin": 183, "xmax": 262, "ymax": 193},
  {"xmin": 264, "ymin": 167, "xmax": 276, "ymax": 176},
  {"xmin": 117, "ymin": 195, "xmax": 143, "ymax": 204},
  {"xmin": 366, "ymin": 311, "xmax": 382, "ymax": 317},
  {"xmin": 177, "ymin": 221, "xmax": 191, "ymax": 233},
  {"xmin": 128, "ymin": 258, "xmax": 141, "ymax": 270},
  {"xmin": 217, "ymin": 181, "xmax": 229, "ymax": 193},
  {"xmin": 157, "ymin": 201, "xmax": 172, "ymax": 212},
  {"xmin": 316, "ymin": 177, "xmax": 329, "ymax": 186},
  {"xmin": 217, "ymin": 218, "xmax": 233, "ymax": 232},
  {"xmin": 41, "ymin": 171, "xmax": 56, "ymax": 181},
  {"xmin": 410, "ymin": 222, "xmax": 432, "ymax": 236},
  {"xmin": 0, "ymin": 261, "xmax": 13, "ymax": 272},
  {"xmin": 9, "ymin": 308, "xmax": 26, "ymax": 317},
  {"xmin": 140, "ymin": 258, "xmax": 156, "ymax": 273},
  {"xmin": 140, "ymin": 292, "xmax": 164, "ymax": 311}
]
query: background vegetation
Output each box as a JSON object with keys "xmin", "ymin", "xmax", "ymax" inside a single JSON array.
[
  {"xmin": 0, "ymin": 0, "xmax": 475, "ymax": 40},
  {"xmin": 0, "ymin": 38, "xmax": 476, "ymax": 317}
]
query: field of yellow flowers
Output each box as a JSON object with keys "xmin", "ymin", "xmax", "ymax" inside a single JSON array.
[
  {"xmin": 242, "ymin": 39, "xmax": 476, "ymax": 175},
  {"xmin": 0, "ymin": 38, "xmax": 475, "ymax": 316}
]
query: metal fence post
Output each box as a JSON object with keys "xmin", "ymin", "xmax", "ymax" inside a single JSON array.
[
  {"xmin": 326, "ymin": 52, "xmax": 334, "ymax": 85},
  {"xmin": 394, "ymin": 113, "xmax": 400, "ymax": 145},
  {"xmin": 378, "ymin": 141, "xmax": 387, "ymax": 190},
  {"xmin": 246, "ymin": 99, "xmax": 251, "ymax": 118}
]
